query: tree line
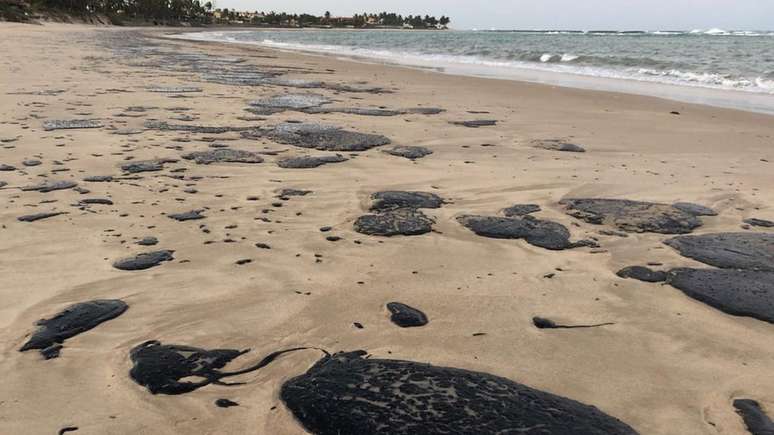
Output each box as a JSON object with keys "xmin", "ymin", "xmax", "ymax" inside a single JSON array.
[
  {"xmin": 22, "ymin": 0, "xmax": 212, "ymax": 22},
  {"xmin": 352, "ymin": 12, "xmax": 451, "ymax": 28},
  {"xmin": 10, "ymin": 0, "xmax": 451, "ymax": 27},
  {"xmin": 242, "ymin": 11, "xmax": 451, "ymax": 28}
]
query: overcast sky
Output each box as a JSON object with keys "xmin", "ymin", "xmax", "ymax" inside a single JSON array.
[{"xmin": 212, "ymin": 0, "xmax": 774, "ymax": 30}]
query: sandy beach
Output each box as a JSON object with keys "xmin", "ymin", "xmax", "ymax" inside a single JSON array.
[{"xmin": 1, "ymin": 22, "xmax": 773, "ymax": 434}]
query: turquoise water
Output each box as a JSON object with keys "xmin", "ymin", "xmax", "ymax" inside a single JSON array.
[{"xmin": 175, "ymin": 29, "xmax": 774, "ymax": 112}]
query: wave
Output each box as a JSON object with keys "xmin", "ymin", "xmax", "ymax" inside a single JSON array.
[
  {"xmin": 703, "ymin": 28, "xmax": 728, "ymax": 35},
  {"xmin": 634, "ymin": 68, "xmax": 774, "ymax": 90},
  {"xmin": 756, "ymin": 77, "xmax": 774, "ymax": 91},
  {"xmin": 561, "ymin": 54, "xmax": 579, "ymax": 62},
  {"xmin": 539, "ymin": 53, "xmax": 579, "ymax": 63},
  {"xmin": 689, "ymin": 28, "xmax": 771, "ymax": 36}
]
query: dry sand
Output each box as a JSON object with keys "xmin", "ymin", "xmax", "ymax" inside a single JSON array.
[{"xmin": 1, "ymin": 22, "xmax": 773, "ymax": 434}]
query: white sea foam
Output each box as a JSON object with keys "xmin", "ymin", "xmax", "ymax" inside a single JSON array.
[
  {"xmin": 756, "ymin": 78, "xmax": 774, "ymax": 91},
  {"xmin": 637, "ymin": 68, "xmax": 756, "ymax": 89},
  {"xmin": 539, "ymin": 53, "xmax": 578, "ymax": 63},
  {"xmin": 684, "ymin": 28, "xmax": 767, "ymax": 37},
  {"xmin": 704, "ymin": 28, "xmax": 728, "ymax": 35}
]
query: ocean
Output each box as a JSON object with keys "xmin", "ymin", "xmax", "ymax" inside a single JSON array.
[{"xmin": 173, "ymin": 29, "xmax": 774, "ymax": 113}]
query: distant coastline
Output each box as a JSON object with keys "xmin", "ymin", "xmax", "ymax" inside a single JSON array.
[{"xmin": 0, "ymin": 1, "xmax": 450, "ymax": 30}]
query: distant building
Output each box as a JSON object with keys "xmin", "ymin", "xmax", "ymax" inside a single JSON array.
[
  {"xmin": 238, "ymin": 11, "xmax": 261, "ymax": 20},
  {"xmin": 331, "ymin": 16, "xmax": 355, "ymax": 26}
]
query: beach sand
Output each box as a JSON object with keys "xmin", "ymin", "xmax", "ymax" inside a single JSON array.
[{"xmin": 1, "ymin": 22, "xmax": 773, "ymax": 434}]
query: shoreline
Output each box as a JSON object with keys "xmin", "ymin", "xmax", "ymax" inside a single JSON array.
[
  {"xmin": 164, "ymin": 28, "xmax": 774, "ymax": 117},
  {"xmin": 1, "ymin": 22, "xmax": 773, "ymax": 435},
  {"xmin": 169, "ymin": 28, "xmax": 774, "ymax": 116}
]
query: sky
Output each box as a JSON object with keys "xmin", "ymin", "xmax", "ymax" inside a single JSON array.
[{"xmin": 212, "ymin": 0, "xmax": 774, "ymax": 30}]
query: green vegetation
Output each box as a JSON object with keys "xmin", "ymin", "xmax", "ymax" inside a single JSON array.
[
  {"xmin": 28, "ymin": 0, "xmax": 212, "ymax": 23},
  {"xmin": 0, "ymin": 0, "xmax": 34, "ymax": 21},
  {"xmin": 0, "ymin": 0, "xmax": 212, "ymax": 23},
  {"xmin": 214, "ymin": 10, "xmax": 451, "ymax": 29},
  {"xmin": 0, "ymin": 0, "xmax": 451, "ymax": 28}
]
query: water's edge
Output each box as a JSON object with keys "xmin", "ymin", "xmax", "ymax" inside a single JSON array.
[{"xmin": 168, "ymin": 30, "xmax": 774, "ymax": 116}]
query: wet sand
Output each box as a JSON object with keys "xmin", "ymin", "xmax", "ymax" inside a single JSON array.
[{"xmin": 1, "ymin": 23, "xmax": 773, "ymax": 434}]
